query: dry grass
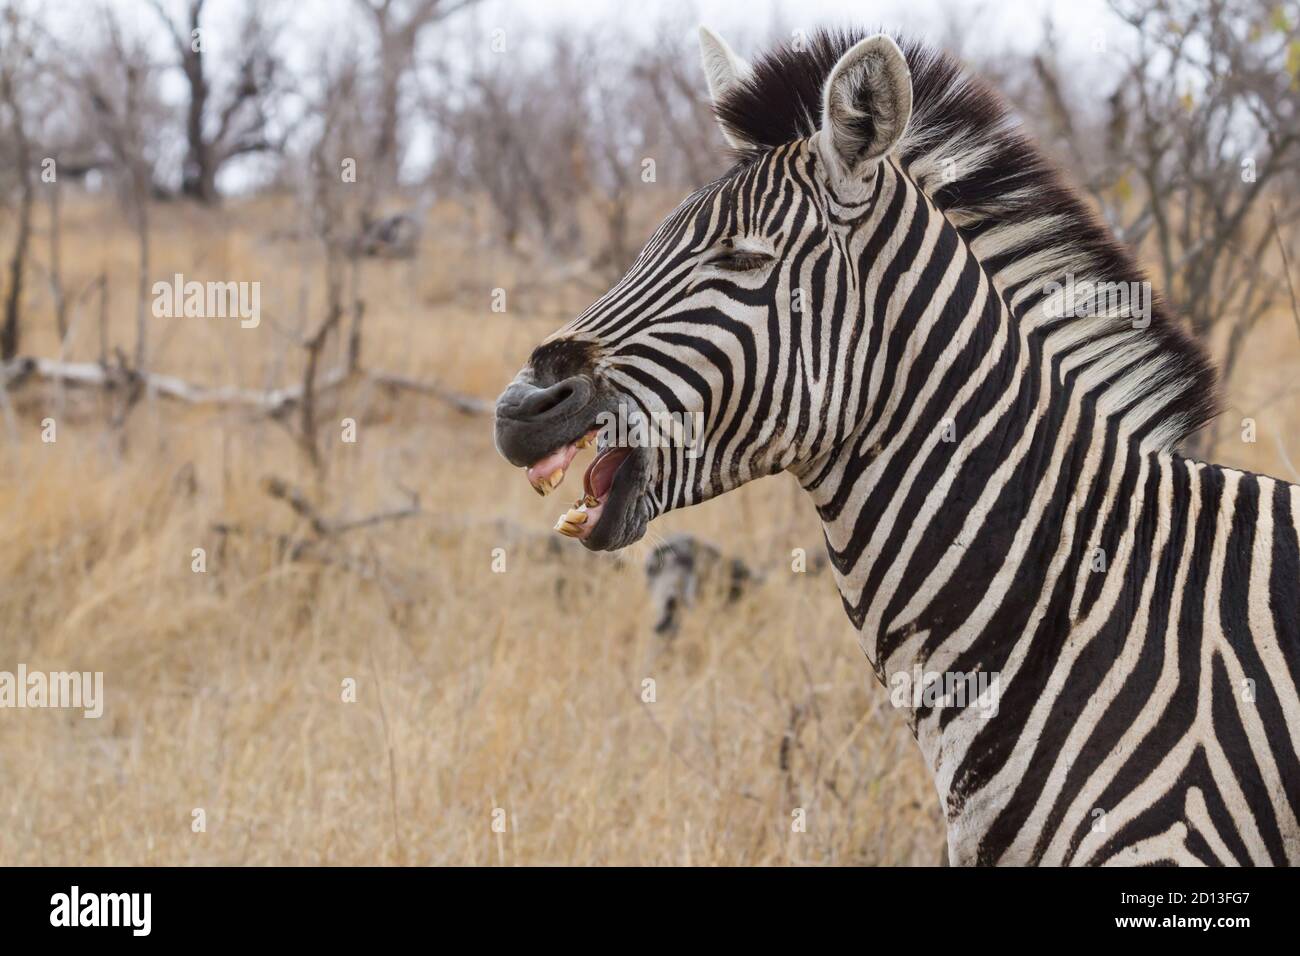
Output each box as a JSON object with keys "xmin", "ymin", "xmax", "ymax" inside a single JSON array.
[
  {"xmin": 0, "ymin": 195, "xmax": 945, "ymax": 865},
  {"xmin": 0, "ymin": 193, "xmax": 1295, "ymax": 865}
]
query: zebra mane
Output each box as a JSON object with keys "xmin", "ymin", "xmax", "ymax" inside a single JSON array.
[{"xmin": 713, "ymin": 28, "xmax": 1220, "ymax": 452}]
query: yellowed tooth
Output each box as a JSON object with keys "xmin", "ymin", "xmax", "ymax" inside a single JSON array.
[
  {"xmin": 582, "ymin": 494, "xmax": 598, "ymax": 507},
  {"xmin": 553, "ymin": 516, "xmax": 582, "ymax": 537},
  {"xmin": 563, "ymin": 508, "xmax": 587, "ymax": 525},
  {"xmin": 531, "ymin": 468, "xmax": 564, "ymax": 497}
]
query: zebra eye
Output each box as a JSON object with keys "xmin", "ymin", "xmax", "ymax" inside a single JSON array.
[{"xmin": 709, "ymin": 249, "xmax": 773, "ymax": 272}]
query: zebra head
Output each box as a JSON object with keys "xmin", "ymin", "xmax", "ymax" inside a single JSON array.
[{"xmin": 495, "ymin": 28, "xmax": 917, "ymax": 551}]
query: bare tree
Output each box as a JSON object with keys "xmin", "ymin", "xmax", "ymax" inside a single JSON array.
[
  {"xmin": 146, "ymin": 0, "xmax": 284, "ymax": 203},
  {"xmin": 354, "ymin": 0, "xmax": 479, "ymax": 187},
  {"xmin": 58, "ymin": 8, "xmax": 170, "ymax": 377},
  {"xmin": 0, "ymin": 4, "xmax": 36, "ymax": 360},
  {"xmin": 425, "ymin": 19, "xmax": 724, "ymax": 268},
  {"xmin": 1025, "ymin": 0, "xmax": 1300, "ymax": 455}
]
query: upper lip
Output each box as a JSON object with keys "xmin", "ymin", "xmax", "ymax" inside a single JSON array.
[{"xmin": 524, "ymin": 429, "xmax": 596, "ymax": 496}]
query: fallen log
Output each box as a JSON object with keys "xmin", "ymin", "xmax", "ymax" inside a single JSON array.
[{"xmin": 0, "ymin": 356, "xmax": 489, "ymax": 417}]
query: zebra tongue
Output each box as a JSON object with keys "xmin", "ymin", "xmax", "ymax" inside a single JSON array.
[{"xmin": 584, "ymin": 447, "xmax": 632, "ymax": 500}]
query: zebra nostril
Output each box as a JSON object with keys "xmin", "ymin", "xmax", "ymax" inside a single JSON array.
[
  {"xmin": 500, "ymin": 376, "xmax": 591, "ymax": 424},
  {"xmin": 524, "ymin": 382, "xmax": 576, "ymax": 417}
]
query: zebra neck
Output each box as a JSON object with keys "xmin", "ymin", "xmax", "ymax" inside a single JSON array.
[
  {"xmin": 799, "ymin": 167, "xmax": 1168, "ymax": 666},
  {"xmin": 797, "ymin": 185, "xmax": 1177, "ymax": 790}
]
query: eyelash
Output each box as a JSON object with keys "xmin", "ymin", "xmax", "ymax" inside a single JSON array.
[{"xmin": 710, "ymin": 250, "xmax": 773, "ymax": 272}]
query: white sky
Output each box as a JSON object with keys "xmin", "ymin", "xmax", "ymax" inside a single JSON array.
[
  {"xmin": 467, "ymin": 0, "xmax": 1120, "ymax": 51},
  {"xmin": 51, "ymin": 0, "xmax": 1129, "ymax": 69}
]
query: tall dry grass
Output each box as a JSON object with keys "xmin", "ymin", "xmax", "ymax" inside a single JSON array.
[
  {"xmin": 1, "ymin": 191, "xmax": 1296, "ymax": 865},
  {"xmin": 0, "ymin": 194, "xmax": 947, "ymax": 865}
]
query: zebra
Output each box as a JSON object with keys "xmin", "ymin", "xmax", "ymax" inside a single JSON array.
[
  {"xmin": 644, "ymin": 533, "xmax": 760, "ymax": 638},
  {"xmin": 493, "ymin": 27, "xmax": 1300, "ymax": 866}
]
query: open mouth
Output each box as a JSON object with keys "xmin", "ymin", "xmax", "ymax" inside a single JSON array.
[{"xmin": 523, "ymin": 428, "xmax": 642, "ymax": 547}]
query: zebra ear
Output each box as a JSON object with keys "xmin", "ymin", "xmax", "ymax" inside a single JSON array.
[
  {"xmin": 817, "ymin": 34, "xmax": 912, "ymax": 186},
  {"xmin": 698, "ymin": 26, "xmax": 754, "ymax": 151}
]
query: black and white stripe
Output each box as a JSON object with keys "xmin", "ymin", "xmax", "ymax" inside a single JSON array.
[{"xmin": 519, "ymin": 28, "xmax": 1300, "ymax": 865}]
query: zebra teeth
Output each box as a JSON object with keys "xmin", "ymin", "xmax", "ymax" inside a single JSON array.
[
  {"xmin": 527, "ymin": 464, "xmax": 567, "ymax": 496},
  {"xmin": 553, "ymin": 515, "xmax": 584, "ymax": 537}
]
